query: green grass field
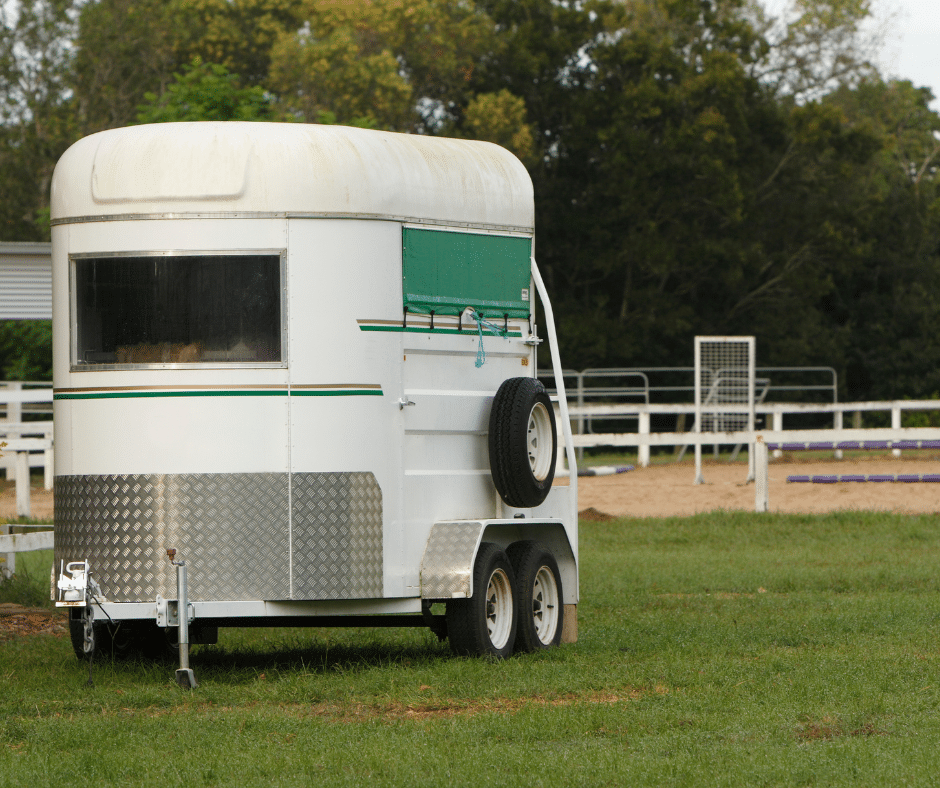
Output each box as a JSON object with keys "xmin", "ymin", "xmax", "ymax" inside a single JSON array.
[{"xmin": 4, "ymin": 510, "xmax": 940, "ymax": 786}]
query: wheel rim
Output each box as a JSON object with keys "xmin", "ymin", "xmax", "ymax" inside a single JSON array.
[
  {"xmin": 531, "ymin": 565, "xmax": 560, "ymax": 645},
  {"xmin": 485, "ymin": 568, "xmax": 514, "ymax": 650},
  {"xmin": 526, "ymin": 402, "xmax": 553, "ymax": 481}
]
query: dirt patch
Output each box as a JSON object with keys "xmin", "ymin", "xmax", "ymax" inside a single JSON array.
[
  {"xmin": 302, "ymin": 688, "xmax": 661, "ymax": 723},
  {"xmin": 578, "ymin": 506, "xmax": 616, "ymax": 522},
  {"xmin": 0, "ymin": 481, "xmax": 53, "ymax": 521},
  {"xmin": 0, "ymin": 603, "xmax": 67, "ymax": 642},
  {"xmin": 577, "ymin": 455, "xmax": 940, "ymax": 519}
]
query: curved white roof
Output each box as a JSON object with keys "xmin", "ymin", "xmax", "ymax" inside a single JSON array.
[{"xmin": 50, "ymin": 122, "xmax": 534, "ymax": 231}]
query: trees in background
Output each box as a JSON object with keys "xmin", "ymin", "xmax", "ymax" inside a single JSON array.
[{"xmin": 1, "ymin": 0, "xmax": 938, "ymax": 400}]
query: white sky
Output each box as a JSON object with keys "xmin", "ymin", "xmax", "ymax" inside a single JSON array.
[
  {"xmin": 762, "ymin": 0, "xmax": 940, "ymax": 107},
  {"xmin": 878, "ymin": 0, "xmax": 940, "ymax": 103}
]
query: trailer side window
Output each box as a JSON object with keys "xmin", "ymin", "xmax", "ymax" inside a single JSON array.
[{"xmin": 73, "ymin": 254, "xmax": 282, "ymax": 366}]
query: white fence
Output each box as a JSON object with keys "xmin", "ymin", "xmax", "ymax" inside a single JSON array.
[
  {"xmin": 1, "ymin": 383, "xmax": 53, "ymax": 576},
  {"xmin": 0, "ymin": 525, "xmax": 54, "ymax": 578},
  {"xmin": 1, "ymin": 382, "xmax": 54, "ymax": 506},
  {"xmin": 559, "ymin": 399, "xmax": 940, "ymax": 467},
  {"xmin": 554, "ymin": 399, "xmax": 940, "ymax": 511}
]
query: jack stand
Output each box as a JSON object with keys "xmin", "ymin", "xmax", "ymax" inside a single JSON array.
[{"xmin": 167, "ymin": 549, "xmax": 198, "ymax": 689}]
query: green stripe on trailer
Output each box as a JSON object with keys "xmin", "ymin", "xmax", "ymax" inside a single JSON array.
[
  {"xmin": 54, "ymin": 389, "xmax": 382, "ymax": 400},
  {"xmin": 359, "ymin": 325, "xmax": 522, "ymax": 337},
  {"xmin": 402, "ymin": 228, "xmax": 531, "ymax": 319}
]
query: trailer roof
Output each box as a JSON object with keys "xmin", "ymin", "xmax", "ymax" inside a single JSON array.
[{"xmin": 50, "ymin": 122, "xmax": 534, "ymax": 231}]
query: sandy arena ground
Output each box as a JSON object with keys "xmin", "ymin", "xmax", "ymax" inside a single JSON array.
[
  {"xmin": 0, "ymin": 482, "xmax": 52, "ymax": 521},
  {"xmin": 576, "ymin": 454, "xmax": 940, "ymax": 518},
  {"xmin": 3, "ymin": 454, "xmax": 940, "ymax": 524}
]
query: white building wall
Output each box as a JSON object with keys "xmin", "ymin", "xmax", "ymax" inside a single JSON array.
[{"xmin": 0, "ymin": 242, "xmax": 52, "ymax": 320}]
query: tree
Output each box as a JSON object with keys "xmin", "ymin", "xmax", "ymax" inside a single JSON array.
[
  {"xmin": 169, "ymin": 0, "xmax": 307, "ymax": 86},
  {"xmin": 268, "ymin": 0, "xmax": 497, "ymax": 131},
  {"xmin": 819, "ymin": 79, "xmax": 940, "ymax": 398},
  {"xmin": 71, "ymin": 0, "xmax": 305, "ymax": 134},
  {"xmin": 0, "ymin": 0, "xmax": 77, "ymax": 241},
  {"xmin": 71, "ymin": 0, "xmax": 178, "ymax": 134},
  {"xmin": 0, "ymin": 320, "xmax": 52, "ymax": 380},
  {"xmin": 748, "ymin": 0, "xmax": 882, "ymax": 101},
  {"xmin": 268, "ymin": 0, "xmax": 414, "ymax": 129},
  {"xmin": 135, "ymin": 58, "xmax": 274, "ymax": 123},
  {"xmin": 458, "ymin": 89, "xmax": 536, "ymax": 164}
]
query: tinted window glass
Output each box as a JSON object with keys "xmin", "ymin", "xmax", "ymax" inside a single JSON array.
[{"xmin": 74, "ymin": 255, "xmax": 281, "ymax": 365}]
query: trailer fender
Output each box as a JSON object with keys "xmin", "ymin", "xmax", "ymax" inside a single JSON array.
[{"xmin": 420, "ymin": 519, "xmax": 577, "ymax": 606}]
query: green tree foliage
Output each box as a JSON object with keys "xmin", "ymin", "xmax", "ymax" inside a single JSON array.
[
  {"xmin": 136, "ymin": 58, "xmax": 274, "ymax": 123},
  {"xmin": 459, "ymin": 89, "xmax": 536, "ymax": 165},
  {"xmin": 72, "ymin": 0, "xmax": 305, "ymax": 134},
  {"xmin": 71, "ymin": 0, "xmax": 178, "ymax": 134},
  {"xmin": 0, "ymin": 320, "xmax": 52, "ymax": 380},
  {"xmin": 268, "ymin": 0, "xmax": 497, "ymax": 130},
  {"xmin": 0, "ymin": 0, "xmax": 77, "ymax": 241},
  {"xmin": 169, "ymin": 0, "xmax": 307, "ymax": 87}
]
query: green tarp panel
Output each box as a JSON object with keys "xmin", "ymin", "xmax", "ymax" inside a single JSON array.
[{"xmin": 402, "ymin": 227, "xmax": 531, "ymax": 319}]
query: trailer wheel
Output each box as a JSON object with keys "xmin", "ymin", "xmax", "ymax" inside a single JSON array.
[
  {"xmin": 489, "ymin": 377, "xmax": 557, "ymax": 508},
  {"xmin": 68, "ymin": 612, "xmax": 137, "ymax": 661},
  {"xmin": 507, "ymin": 541, "xmax": 564, "ymax": 652},
  {"xmin": 68, "ymin": 612, "xmax": 174, "ymax": 661},
  {"xmin": 447, "ymin": 542, "xmax": 518, "ymax": 658}
]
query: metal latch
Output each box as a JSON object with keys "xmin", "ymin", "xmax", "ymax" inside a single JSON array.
[
  {"xmin": 523, "ymin": 336, "xmax": 543, "ymax": 346},
  {"xmin": 399, "ymin": 397, "xmax": 416, "ymax": 409}
]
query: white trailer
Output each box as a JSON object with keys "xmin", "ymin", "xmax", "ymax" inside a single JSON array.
[{"xmin": 50, "ymin": 122, "xmax": 577, "ymax": 676}]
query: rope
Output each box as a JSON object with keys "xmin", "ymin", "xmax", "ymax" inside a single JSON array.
[{"xmin": 470, "ymin": 311, "xmax": 508, "ymax": 368}]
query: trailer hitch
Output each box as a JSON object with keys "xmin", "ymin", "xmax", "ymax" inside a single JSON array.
[
  {"xmin": 55, "ymin": 560, "xmax": 100, "ymax": 608},
  {"xmin": 166, "ymin": 549, "xmax": 198, "ymax": 689}
]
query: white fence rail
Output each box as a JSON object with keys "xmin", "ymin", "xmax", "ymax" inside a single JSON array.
[
  {"xmin": 1, "ymin": 383, "xmax": 54, "ymax": 517},
  {"xmin": 561, "ymin": 399, "xmax": 940, "ymax": 468},
  {"xmin": 0, "ymin": 526, "xmax": 54, "ymax": 578}
]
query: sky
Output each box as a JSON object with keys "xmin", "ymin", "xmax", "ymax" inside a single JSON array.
[
  {"xmin": 878, "ymin": 0, "xmax": 940, "ymax": 103},
  {"xmin": 763, "ymin": 0, "xmax": 940, "ymax": 106}
]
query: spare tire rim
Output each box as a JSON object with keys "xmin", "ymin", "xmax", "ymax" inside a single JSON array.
[{"xmin": 527, "ymin": 401, "xmax": 553, "ymax": 481}]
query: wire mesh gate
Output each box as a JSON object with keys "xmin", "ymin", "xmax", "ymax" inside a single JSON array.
[{"xmin": 694, "ymin": 336, "xmax": 755, "ymax": 484}]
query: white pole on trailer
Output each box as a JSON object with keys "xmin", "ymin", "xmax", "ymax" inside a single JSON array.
[{"xmin": 531, "ymin": 258, "xmax": 578, "ymax": 528}]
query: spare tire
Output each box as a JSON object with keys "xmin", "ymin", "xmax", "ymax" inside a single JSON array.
[{"xmin": 488, "ymin": 377, "xmax": 557, "ymax": 508}]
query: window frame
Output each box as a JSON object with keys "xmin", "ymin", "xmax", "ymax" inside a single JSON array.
[{"xmin": 69, "ymin": 249, "xmax": 288, "ymax": 372}]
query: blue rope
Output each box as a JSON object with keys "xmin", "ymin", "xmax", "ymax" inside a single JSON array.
[{"xmin": 470, "ymin": 311, "xmax": 508, "ymax": 367}]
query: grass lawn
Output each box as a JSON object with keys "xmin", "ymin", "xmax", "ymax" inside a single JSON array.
[{"xmin": 3, "ymin": 510, "xmax": 940, "ymax": 786}]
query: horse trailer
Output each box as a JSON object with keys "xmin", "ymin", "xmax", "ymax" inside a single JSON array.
[{"xmin": 50, "ymin": 122, "xmax": 578, "ymax": 681}]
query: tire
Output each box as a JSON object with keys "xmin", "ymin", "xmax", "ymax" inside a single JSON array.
[
  {"xmin": 68, "ymin": 610, "xmax": 174, "ymax": 662},
  {"xmin": 489, "ymin": 377, "xmax": 557, "ymax": 508},
  {"xmin": 68, "ymin": 608, "xmax": 96, "ymax": 660},
  {"xmin": 447, "ymin": 543, "xmax": 518, "ymax": 658},
  {"xmin": 507, "ymin": 541, "xmax": 564, "ymax": 652}
]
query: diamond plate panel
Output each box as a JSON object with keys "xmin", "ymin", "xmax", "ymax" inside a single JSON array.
[
  {"xmin": 291, "ymin": 472, "xmax": 383, "ymax": 600},
  {"xmin": 420, "ymin": 521, "xmax": 484, "ymax": 599},
  {"xmin": 55, "ymin": 474, "xmax": 290, "ymax": 602}
]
